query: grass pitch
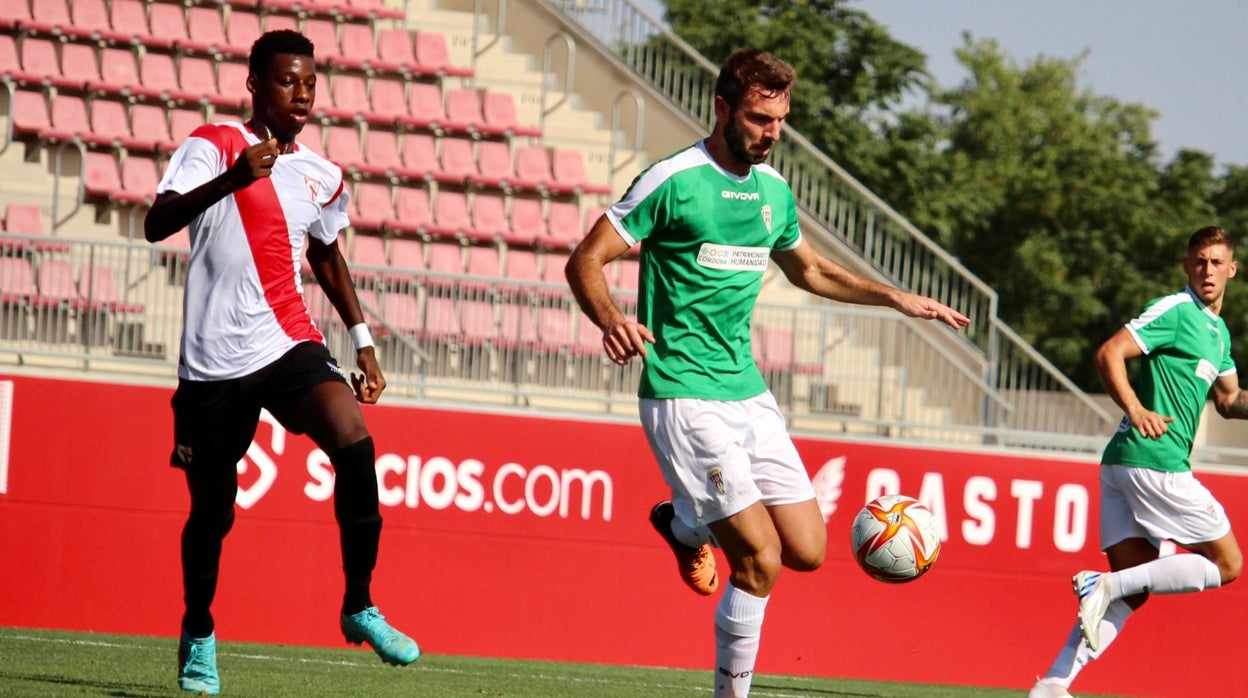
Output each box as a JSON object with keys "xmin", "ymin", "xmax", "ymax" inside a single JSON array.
[{"xmin": 0, "ymin": 627, "xmax": 1132, "ymax": 697}]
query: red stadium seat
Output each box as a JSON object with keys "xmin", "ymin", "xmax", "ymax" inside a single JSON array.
[
  {"xmin": 319, "ymin": 74, "xmax": 370, "ymax": 123},
  {"xmin": 147, "ymin": 3, "xmax": 190, "ymax": 48},
  {"xmin": 0, "ymin": 0, "xmax": 32, "ymax": 30},
  {"xmin": 414, "ymin": 31, "xmax": 472, "ymax": 78},
  {"xmin": 91, "ymin": 98, "xmax": 157, "ymax": 151},
  {"xmin": 437, "ymin": 137, "xmax": 478, "ymax": 185},
  {"xmin": 432, "ymin": 190, "xmax": 473, "ymax": 240},
  {"xmin": 82, "ymin": 263, "xmax": 142, "ymax": 312},
  {"xmin": 540, "ymin": 201, "xmax": 583, "ymax": 248},
  {"xmin": 349, "ymin": 229, "xmax": 388, "ymax": 269},
  {"xmin": 131, "ymin": 104, "xmax": 175, "ymax": 152},
  {"xmin": 482, "ymin": 91, "xmax": 541, "ymax": 138},
  {"xmin": 183, "ymin": 6, "xmax": 234, "ymax": 57},
  {"xmin": 465, "ymin": 244, "xmax": 501, "ymax": 277},
  {"xmin": 224, "ymin": 11, "xmax": 262, "ymax": 55},
  {"xmin": 391, "ymin": 187, "xmax": 450, "ymax": 238},
  {"xmin": 0, "ymin": 256, "xmax": 38, "ymax": 303},
  {"xmin": 426, "ymin": 242, "xmax": 465, "ymax": 275},
  {"xmin": 445, "ymin": 88, "xmax": 504, "ymax": 137},
  {"xmin": 108, "ymin": 0, "xmax": 162, "ymax": 48},
  {"xmin": 324, "ymin": 125, "xmax": 365, "ymax": 171},
  {"xmin": 470, "ymin": 193, "xmax": 509, "ymax": 241},
  {"xmin": 60, "ymin": 42, "xmax": 102, "ymax": 90},
  {"xmin": 552, "ymin": 148, "xmax": 612, "ymax": 195},
  {"xmin": 508, "ymin": 197, "xmax": 545, "ymax": 246},
  {"xmin": 35, "ymin": 259, "xmax": 83, "ymax": 308},
  {"xmin": 376, "ymin": 28, "xmax": 423, "ymax": 77},
  {"xmin": 9, "ymin": 89, "xmax": 52, "ymax": 141},
  {"xmin": 70, "ymin": 0, "xmax": 129, "ymax": 45}
]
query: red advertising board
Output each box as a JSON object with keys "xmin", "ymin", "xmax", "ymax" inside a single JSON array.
[{"xmin": 1, "ymin": 373, "xmax": 1245, "ymax": 696}]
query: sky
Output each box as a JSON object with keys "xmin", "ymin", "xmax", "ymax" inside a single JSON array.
[{"xmin": 853, "ymin": 0, "xmax": 1248, "ymax": 167}]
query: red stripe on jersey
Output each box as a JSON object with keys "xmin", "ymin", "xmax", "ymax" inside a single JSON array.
[{"xmin": 214, "ymin": 126, "xmax": 323, "ymax": 344}]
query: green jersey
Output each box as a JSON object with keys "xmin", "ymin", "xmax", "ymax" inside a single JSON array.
[
  {"xmin": 1101, "ymin": 287, "xmax": 1237, "ymax": 472},
  {"xmin": 607, "ymin": 141, "xmax": 802, "ymax": 400}
]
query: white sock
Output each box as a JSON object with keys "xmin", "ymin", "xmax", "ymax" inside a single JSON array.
[
  {"xmin": 714, "ymin": 584, "xmax": 768, "ymax": 698},
  {"xmin": 672, "ymin": 515, "xmax": 712, "ymax": 548},
  {"xmin": 1040, "ymin": 599, "xmax": 1132, "ymax": 686},
  {"xmin": 1109, "ymin": 555, "xmax": 1222, "ymax": 597}
]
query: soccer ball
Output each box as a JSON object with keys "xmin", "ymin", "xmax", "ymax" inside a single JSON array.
[{"xmin": 850, "ymin": 494, "xmax": 941, "ymax": 583}]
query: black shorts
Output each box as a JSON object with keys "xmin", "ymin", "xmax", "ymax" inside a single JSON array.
[{"xmin": 169, "ymin": 342, "xmax": 348, "ymax": 470}]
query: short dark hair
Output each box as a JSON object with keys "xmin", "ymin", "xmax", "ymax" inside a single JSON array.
[
  {"xmin": 714, "ymin": 48, "xmax": 796, "ymax": 110},
  {"xmin": 249, "ymin": 30, "xmax": 315, "ymax": 78},
  {"xmin": 1188, "ymin": 226, "xmax": 1234, "ymax": 254}
]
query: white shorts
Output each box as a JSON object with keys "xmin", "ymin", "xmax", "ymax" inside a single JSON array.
[
  {"xmin": 1099, "ymin": 464, "xmax": 1231, "ymax": 549},
  {"xmin": 639, "ymin": 392, "xmax": 816, "ymax": 529}
]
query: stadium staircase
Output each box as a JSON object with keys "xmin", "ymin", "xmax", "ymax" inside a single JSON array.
[{"xmin": 0, "ymin": 0, "xmax": 1120, "ymax": 452}]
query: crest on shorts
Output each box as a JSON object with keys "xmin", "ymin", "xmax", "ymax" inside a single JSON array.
[
  {"xmin": 707, "ymin": 467, "xmax": 726, "ymax": 495},
  {"xmin": 305, "ymin": 176, "xmax": 323, "ymax": 201},
  {"xmin": 761, "ymin": 205, "xmax": 772, "ymax": 233}
]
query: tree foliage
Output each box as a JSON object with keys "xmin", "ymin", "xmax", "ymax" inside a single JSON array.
[{"xmin": 661, "ymin": 1, "xmax": 1248, "ymax": 391}]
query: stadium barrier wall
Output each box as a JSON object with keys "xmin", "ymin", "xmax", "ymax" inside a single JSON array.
[{"xmin": 1, "ymin": 373, "xmax": 1244, "ymax": 697}]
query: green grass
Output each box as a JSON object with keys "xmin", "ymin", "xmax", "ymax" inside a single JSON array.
[{"xmin": 0, "ymin": 627, "xmax": 1127, "ymax": 697}]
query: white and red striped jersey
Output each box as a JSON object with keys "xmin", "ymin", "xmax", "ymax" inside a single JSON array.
[{"xmin": 157, "ymin": 121, "xmax": 350, "ymax": 380}]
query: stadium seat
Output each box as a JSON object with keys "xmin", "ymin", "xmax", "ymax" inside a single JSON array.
[
  {"xmin": 0, "ymin": 0, "xmax": 32, "ymax": 30},
  {"xmin": 552, "ymin": 148, "xmax": 612, "ymax": 195},
  {"xmin": 414, "ymin": 31, "xmax": 472, "ymax": 78},
  {"xmin": 349, "ymin": 230, "xmax": 388, "ymax": 270},
  {"xmin": 262, "ymin": 14, "xmax": 298, "ymax": 34},
  {"xmin": 46, "ymin": 94, "xmax": 93, "ymax": 143},
  {"xmin": 82, "ymin": 263, "xmax": 142, "ymax": 313},
  {"xmin": 131, "ymin": 104, "xmax": 175, "ymax": 152},
  {"xmin": 347, "ymin": 0, "xmax": 406, "ymax": 21},
  {"xmin": 408, "ymin": 81, "xmax": 468, "ymax": 134},
  {"xmin": 349, "ymin": 182, "xmax": 392, "ymax": 232},
  {"xmin": 420, "ymin": 296, "xmax": 460, "ymax": 341},
  {"xmin": 367, "ymin": 78, "xmax": 409, "ymax": 124},
  {"xmin": 391, "ymin": 187, "xmax": 452, "ymax": 238},
  {"xmin": 470, "ymin": 193, "xmax": 509, "ymax": 242},
  {"xmin": 379, "ymin": 290, "xmax": 421, "ymax": 336},
  {"xmin": 508, "ymin": 197, "xmax": 545, "ymax": 246},
  {"xmin": 338, "ymin": 23, "xmax": 387, "ymax": 73},
  {"xmin": 433, "ymin": 190, "xmax": 474, "ymax": 240},
  {"xmin": 474, "ymin": 140, "xmax": 523, "ymax": 191},
  {"xmin": 138, "ymin": 52, "xmax": 193, "ymax": 104},
  {"xmin": 20, "ymin": 38, "xmax": 82, "ymax": 91},
  {"xmin": 615, "ymin": 258, "xmax": 640, "ymax": 292},
  {"xmin": 90, "ymin": 98, "xmax": 158, "ymax": 151},
  {"xmin": 69, "ymin": 0, "xmax": 128, "ymax": 44},
  {"xmin": 397, "ymin": 132, "xmax": 438, "ymax": 182},
  {"xmin": 504, "ymin": 248, "xmax": 540, "ymax": 284},
  {"xmin": 436, "ymin": 136, "xmax": 478, "ymax": 186},
  {"xmin": 375, "ymin": 28, "xmax": 423, "ymax": 77},
  {"xmin": 108, "ymin": 0, "xmax": 159, "ymax": 48},
  {"xmin": 540, "ymin": 201, "xmax": 583, "ymax": 249},
  {"xmin": 60, "ymin": 42, "xmax": 102, "ymax": 91},
  {"xmin": 465, "ymin": 245, "xmax": 501, "ymax": 278},
  {"xmin": 35, "ymin": 259, "xmax": 83, "ymax": 307},
  {"xmin": 426, "ymin": 241, "xmax": 465, "ymax": 275},
  {"xmin": 297, "ymin": 122, "xmax": 324, "ymax": 155},
  {"xmin": 183, "ymin": 6, "xmax": 234, "ymax": 57},
  {"xmin": 516, "ymin": 146, "xmax": 574, "ymax": 195},
  {"xmin": 215, "ymin": 61, "xmax": 249, "ymax": 100},
  {"xmin": 24, "ymin": 0, "xmax": 75, "ymax": 38},
  {"xmin": 0, "ymin": 255, "xmax": 38, "ymax": 304},
  {"xmin": 224, "ymin": 11, "xmax": 262, "ymax": 55},
  {"xmin": 147, "ymin": 3, "xmax": 190, "ymax": 48},
  {"xmin": 179, "ymin": 56, "xmax": 243, "ymax": 110},
  {"xmin": 93, "ymin": 47, "xmax": 141, "ymax": 97},
  {"xmin": 362, "ymin": 130, "xmax": 421, "ymax": 181},
  {"xmin": 541, "ymin": 251, "xmax": 569, "ymax": 285},
  {"xmin": 461, "ymin": 299, "xmax": 499, "ymax": 343},
  {"xmin": 534, "ymin": 304, "xmax": 575, "ymax": 348},
  {"xmin": 168, "ymin": 108, "xmax": 205, "ymax": 146},
  {"xmin": 481, "ymin": 91, "xmax": 542, "ymax": 138},
  {"xmin": 302, "ymin": 19, "xmax": 344, "ymax": 67},
  {"xmin": 1, "ymin": 203, "xmax": 68, "ymax": 253},
  {"xmin": 8, "ymin": 89, "xmax": 52, "ymax": 141},
  {"xmin": 320, "ymin": 74, "xmax": 370, "ymax": 123},
  {"xmin": 118, "ymin": 156, "xmax": 159, "ymax": 205},
  {"xmin": 388, "ymin": 238, "xmax": 425, "ymax": 274},
  {"xmin": 325, "ymin": 125, "xmax": 365, "ymax": 172},
  {"xmin": 445, "ymin": 88, "xmax": 505, "ymax": 137}
]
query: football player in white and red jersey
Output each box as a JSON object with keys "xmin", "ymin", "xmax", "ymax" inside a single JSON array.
[{"xmin": 145, "ymin": 30, "xmax": 418, "ymax": 694}]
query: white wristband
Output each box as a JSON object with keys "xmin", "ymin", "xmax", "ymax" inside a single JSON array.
[{"xmin": 349, "ymin": 323, "xmax": 374, "ymax": 351}]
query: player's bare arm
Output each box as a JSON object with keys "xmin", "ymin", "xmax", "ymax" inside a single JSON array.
[
  {"xmin": 307, "ymin": 236, "xmax": 386, "ymax": 403},
  {"xmin": 1212, "ymin": 373, "xmax": 1248, "ymax": 419},
  {"xmin": 1095, "ymin": 327, "xmax": 1173, "ymax": 438},
  {"xmin": 144, "ymin": 139, "xmax": 283, "ymax": 242},
  {"xmin": 566, "ymin": 215, "xmax": 655, "ymax": 364},
  {"xmin": 772, "ymin": 241, "xmax": 970, "ymax": 330}
]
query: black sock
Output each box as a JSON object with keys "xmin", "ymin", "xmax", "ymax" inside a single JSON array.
[{"xmin": 332, "ymin": 437, "xmax": 382, "ymax": 615}]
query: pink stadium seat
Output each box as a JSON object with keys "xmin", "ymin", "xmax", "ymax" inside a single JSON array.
[
  {"xmin": 130, "ymin": 103, "xmax": 175, "ymax": 152},
  {"xmin": 615, "ymin": 258, "xmax": 640, "ymax": 292},
  {"xmin": 1, "ymin": 203, "xmax": 67, "ymax": 253},
  {"xmin": 376, "ymin": 28, "xmax": 422, "ymax": 76},
  {"xmin": 362, "ymin": 130, "xmax": 417, "ymax": 180},
  {"xmin": 505, "ymin": 248, "xmax": 540, "ymax": 282},
  {"xmin": 445, "ymin": 88, "xmax": 503, "ymax": 137},
  {"xmin": 183, "ymin": 6, "xmax": 232, "ymax": 57},
  {"xmin": 433, "ymin": 190, "xmax": 473, "ymax": 239},
  {"xmin": 61, "ymin": 42, "xmax": 102, "ymax": 88},
  {"xmin": 298, "ymin": 122, "xmax": 324, "ymax": 155},
  {"xmin": 0, "ymin": 0, "xmax": 32, "ymax": 30},
  {"xmin": 414, "ymin": 31, "xmax": 472, "ymax": 78},
  {"xmin": 465, "ymin": 245, "xmax": 501, "ymax": 277},
  {"xmin": 347, "ymin": 0, "xmax": 406, "ymax": 20},
  {"xmin": 516, "ymin": 146, "xmax": 572, "ymax": 195},
  {"xmin": 82, "ymin": 263, "xmax": 142, "ymax": 313},
  {"xmin": 474, "ymin": 140, "xmax": 516, "ymax": 191},
  {"xmin": 147, "ymin": 3, "xmax": 190, "ymax": 47},
  {"xmin": 535, "ymin": 305, "xmax": 574, "ymax": 347},
  {"xmin": 224, "ymin": 11, "xmax": 262, "ymax": 55},
  {"xmin": 498, "ymin": 303, "xmax": 537, "ymax": 346},
  {"xmin": 421, "ymin": 296, "xmax": 460, "ymax": 340},
  {"xmin": 541, "ymin": 251, "xmax": 569, "ymax": 285},
  {"xmin": 368, "ymin": 78, "xmax": 408, "ymax": 123},
  {"xmin": 388, "ymin": 238, "xmax": 425, "ymax": 273},
  {"xmin": 0, "ymin": 256, "xmax": 37, "ymax": 303},
  {"xmin": 108, "ymin": 0, "xmax": 161, "ymax": 48},
  {"xmin": 508, "ymin": 197, "xmax": 545, "ymax": 246},
  {"xmin": 398, "ymin": 132, "xmax": 438, "ymax": 181},
  {"xmin": 481, "ymin": 91, "xmax": 541, "ymax": 138},
  {"xmin": 138, "ymin": 52, "xmax": 190, "ymax": 103},
  {"xmin": 338, "ymin": 23, "xmax": 384, "ymax": 72},
  {"xmin": 93, "ymin": 47, "xmax": 140, "ymax": 96},
  {"xmin": 470, "ymin": 193, "xmax": 509, "ymax": 241},
  {"xmin": 179, "ymin": 56, "xmax": 241, "ymax": 109},
  {"xmin": 47, "ymin": 94, "xmax": 94, "ymax": 143},
  {"xmin": 262, "ymin": 14, "xmax": 298, "ymax": 34},
  {"xmin": 169, "ymin": 108, "xmax": 205, "ymax": 145},
  {"xmin": 391, "ymin": 188, "xmax": 450, "ymax": 238},
  {"xmin": 20, "ymin": 38, "xmax": 81, "ymax": 91},
  {"xmin": 91, "ymin": 99, "xmax": 157, "ymax": 151},
  {"xmin": 380, "ymin": 291, "xmax": 421, "ymax": 335},
  {"xmin": 350, "ymin": 183, "xmax": 392, "ymax": 232},
  {"xmin": 460, "ymin": 299, "xmax": 499, "ymax": 342},
  {"xmin": 319, "ymin": 74, "xmax": 369, "ymax": 122},
  {"xmin": 301, "ymin": 20, "xmax": 341, "ymax": 66},
  {"xmin": 552, "ymin": 148, "xmax": 612, "ymax": 195},
  {"xmin": 0, "ymin": 34, "xmax": 24, "ymax": 81},
  {"xmin": 408, "ymin": 82, "xmax": 467, "ymax": 134},
  {"xmin": 25, "ymin": 0, "xmax": 76, "ymax": 38},
  {"xmin": 215, "ymin": 61, "xmax": 249, "ymax": 99},
  {"xmin": 35, "ymin": 259, "xmax": 82, "ymax": 306},
  {"xmin": 9, "ymin": 89, "xmax": 51, "ymax": 140},
  {"xmin": 70, "ymin": 0, "xmax": 129, "ymax": 45},
  {"xmin": 324, "ymin": 125, "xmax": 365, "ymax": 171},
  {"xmin": 118, "ymin": 156, "xmax": 159, "ymax": 204},
  {"xmin": 349, "ymin": 230, "xmax": 388, "ymax": 270},
  {"xmin": 437, "ymin": 137, "xmax": 478, "ymax": 185},
  {"xmin": 83, "ymin": 151, "xmax": 122, "ymax": 200},
  {"xmin": 540, "ymin": 201, "xmax": 583, "ymax": 248},
  {"xmin": 426, "ymin": 242, "xmax": 465, "ymax": 275}
]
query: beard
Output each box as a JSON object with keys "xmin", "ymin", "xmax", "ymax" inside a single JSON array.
[{"xmin": 724, "ymin": 115, "xmax": 767, "ymax": 166}]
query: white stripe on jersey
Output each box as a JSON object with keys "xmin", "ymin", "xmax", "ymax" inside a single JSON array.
[{"xmin": 157, "ymin": 122, "xmax": 351, "ymax": 380}]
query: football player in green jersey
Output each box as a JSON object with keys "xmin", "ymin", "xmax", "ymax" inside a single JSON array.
[
  {"xmin": 1030, "ymin": 226, "xmax": 1245, "ymax": 698},
  {"xmin": 566, "ymin": 48, "xmax": 969, "ymax": 698}
]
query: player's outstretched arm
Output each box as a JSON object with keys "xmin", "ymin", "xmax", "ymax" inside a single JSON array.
[
  {"xmin": 1212, "ymin": 373, "xmax": 1248, "ymax": 420},
  {"xmin": 566, "ymin": 215, "xmax": 655, "ymax": 365},
  {"xmin": 772, "ymin": 242, "xmax": 970, "ymax": 330},
  {"xmin": 145, "ymin": 139, "xmax": 282, "ymax": 242},
  {"xmin": 308, "ymin": 236, "xmax": 386, "ymax": 403}
]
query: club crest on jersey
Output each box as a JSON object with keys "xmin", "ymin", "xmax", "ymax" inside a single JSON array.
[
  {"xmin": 708, "ymin": 467, "xmax": 726, "ymax": 495},
  {"xmin": 305, "ymin": 176, "xmax": 324, "ymax": 201},
  {"xmin": 761, "ymin": 204, "xmax": 772, "ymax": 233}
]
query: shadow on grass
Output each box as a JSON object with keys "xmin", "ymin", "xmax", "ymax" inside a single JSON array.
[
  {"xmin": 0, "ymin": 670, "xmax": 167, "ymax": 697},
  {"xmin": 751, "ymin": 681, "xmax": 889, "ymax": 697}
]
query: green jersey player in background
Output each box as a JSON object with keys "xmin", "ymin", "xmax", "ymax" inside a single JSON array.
[
  {"xmin": 565, "ymin": 48, "xmax": 969, "ymax": 698},
  {"xmin": 1029, "ymin": 226, "xmax": 1245, "ymax": 698}
]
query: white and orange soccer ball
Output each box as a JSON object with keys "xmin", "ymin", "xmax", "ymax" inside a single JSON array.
[{"xmin": 850, "ymin": 494, "xmax": 941, "ymax": 583}]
